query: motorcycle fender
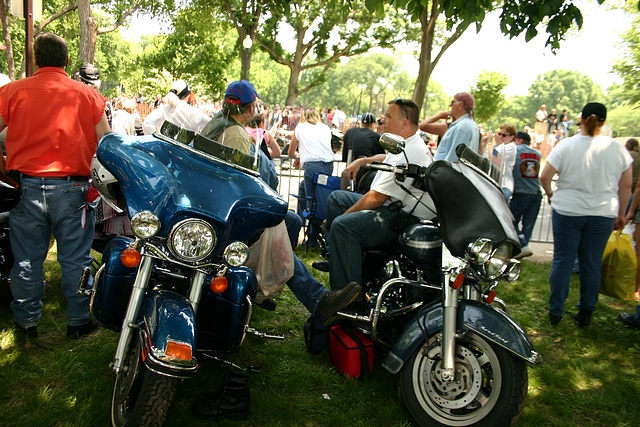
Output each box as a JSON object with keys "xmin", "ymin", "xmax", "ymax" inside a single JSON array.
[
  {"xmin": 140, "ymin": 289, "xmax": 198, "ymax": 378},
  {"xmin": 382, "ymin": 300, "xmax": 542, "ymax": 374}
]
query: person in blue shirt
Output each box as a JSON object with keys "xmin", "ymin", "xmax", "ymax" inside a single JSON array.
[{"xmin": 430, "ymin": 92, "xmax": 480, "ymax": 162}]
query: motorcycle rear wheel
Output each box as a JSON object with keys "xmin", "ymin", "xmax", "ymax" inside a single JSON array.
[
  {"xmin": 111, "ymin": 334, "xmax": 179, "ymax": 427},
  {"xmin": 400, "ymin": 331, "xmax": 528, "ymax": 427}
]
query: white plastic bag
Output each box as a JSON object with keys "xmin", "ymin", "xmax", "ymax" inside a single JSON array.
[{"xmin": 245, "ymin": 221, "xmax": 294, "ymax": 298}]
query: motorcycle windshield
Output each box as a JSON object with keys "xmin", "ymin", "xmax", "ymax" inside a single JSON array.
[
  {"xmin": 96, "ymin": 132, "xmax": 287, "ymax": 244},
  {"xmin": 424, "ymin": 160, "xmax": 520, "ymax": 258}
]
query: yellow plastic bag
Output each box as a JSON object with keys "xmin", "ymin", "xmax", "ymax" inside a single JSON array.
[{"xmin": 600, "ymin": 230, "xmax": 637, "ymax": 301}]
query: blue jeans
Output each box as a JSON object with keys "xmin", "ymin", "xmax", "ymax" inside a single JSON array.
[
  {"xmin": 286, "ymin": 254, "xmax": 329, "ymax": 315},
  {"xmin": 301, "ymin": 161, "xmax": 334, "ymax": 239},
  {"xmin": 10, "ymin": 177, "xmax": 94, "ymax": 328},
  {"xmin": 284, "ymin": 210, "xmax": 302, "ymax": 249},
  {"xmin": 548, "ymin": 211, "xmax": 614, "ymax": 317},
  {"xmin": 634, "ymin": 305, "xmax": 640, "ymax": 322},
  {"xmin": 282, "ymin": 208, "xmax": 327, "ymax": 314},
  {"xmin": 509, "ymin": 193, "xmax": 542, "ymax": 246},
  {"xmin": 325, "ymin": 190, "xmax": 363, "ymax": 256},
  {"xmin": 502, "ymin": 187, "xmax": 512, "ymax": 205},
  {"xmin": 329, "ymin": 200, "xmax": 398, "ymax": 290}
]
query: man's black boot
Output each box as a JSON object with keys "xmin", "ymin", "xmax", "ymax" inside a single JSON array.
[
  {"xmin": 312, "ymin": 259, "xmax": 330, "ymax": 272},
  {"xmin": 315, "ymin": 282, "xmax": 361, "ymax": 326},
  {"xmin": 192, "ymin": 371, "xmax": 250, "ymax": 421}
]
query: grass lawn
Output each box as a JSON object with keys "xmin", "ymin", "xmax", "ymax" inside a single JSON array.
[{"xmin": 1, "ymin": 246, "xmax": 639, "ymax": 426}]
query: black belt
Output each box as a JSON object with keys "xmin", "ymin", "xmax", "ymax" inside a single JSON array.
[{"xmin": 21, "ymin": 174, "xmax": 89, "ymax": 182}]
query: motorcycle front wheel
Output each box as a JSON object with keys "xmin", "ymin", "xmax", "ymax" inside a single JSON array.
[
  {"xmin": 400, "ymin": 331, "xmax": 528, "ymax": 427},
  {"xmin": 111, "ymin": 333, "xmax": 179, "ymax": 427}
]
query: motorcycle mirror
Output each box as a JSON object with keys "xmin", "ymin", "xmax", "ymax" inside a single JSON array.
[{"xmin": 379, "ymin": 133, "xmax": 406, "ymax": 155}]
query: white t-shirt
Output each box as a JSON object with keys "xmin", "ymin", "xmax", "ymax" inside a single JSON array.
[
  {"xmin": 294, "ymin": 121, "xmax": 334, "ymax": 166},
  {"xmin": 112, "ymin": 109, "xmax": 136, "ymax": 135},
  {"xmin": 371, "ymin": 133, "xmax": 436, "ymax": 220},
  {"xmin": 546, "ymin": 134, "xmax": 633, "ymax": 218},
  {"xmin": 332, "ymin": 109, "xmax": 347, "ymax": 129},
  {"xmin": 494, "ymin": 142, "xmax": 517, "ymax": 192},
  {"xmin": 143, "ymin": 99, "xmax": 211, "ymax": 135}
]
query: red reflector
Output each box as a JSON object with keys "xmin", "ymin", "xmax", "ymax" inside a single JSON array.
[
  {"xmin": 165, "ymin": 340, "xmax": 192, "ymax": 361},
  {"xmin": 486, "ymin": 290, "xmax": 496, "ymax": 305},
  {"xmin": 120, "ymin": 248, "xmax": 142, "ymax": 267},
  {"xmin": 452, "ymin": 273, "xmax": 464, "ymax": 289},
  {"xmin": 210, "ymin": 276, "xmax": 228, "ymax": 293}
]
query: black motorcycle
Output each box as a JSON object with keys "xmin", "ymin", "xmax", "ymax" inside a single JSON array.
[
  {"xmin": 335, "ymin": 134, "xmax": 542, "ymax": 426},
  {"xmin": 0, "ymin": 172, "xmax": 18, "ymax": 300}
]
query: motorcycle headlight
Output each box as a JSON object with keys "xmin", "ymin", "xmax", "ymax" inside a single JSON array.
[
  {"xmin": 168, "ymin": 219, "xmax": 216, "ymax": 262},
  {"xmin": 130, "ymin": 211, "xmax": 160, "ymax": 238},
  {"xmin": 486, "ymin": 243, "xmax": 513, "ymax": 279},
  {"xmin": 467, "ymin": 238, "xmax": 493, "ymax": 264},
  {"xmin": 223, "ymin": 241, "xmax": 250, "ymax": 267},
  {"xmin": 504, "ymin": 260, "xmax": 521, "ymax": 283}
]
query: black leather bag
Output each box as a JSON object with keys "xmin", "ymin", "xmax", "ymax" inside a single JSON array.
[{"xmin": 303, "ymin": 315, "xmax": 330, "ymax": 354}]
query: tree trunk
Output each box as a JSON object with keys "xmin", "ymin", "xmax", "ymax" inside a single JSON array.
[
  {"xmin": 413, "ymin": 1, "xmax": 438, "ymax": 111},
  {"xmin": 0, "ymin": 0, "xmax": 15, "ymax": 80},
  {"xmin": 285, "ymin": 63, "xmax": 301, "ymax": 106},
  {"xmin": 78, "ymin": 0, "xmax": 97, "ymax": 64}
]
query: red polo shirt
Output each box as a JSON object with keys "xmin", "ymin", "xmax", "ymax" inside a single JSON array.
[{"xmin": 0, "ymin": 67, "xmax": 106, "ymax": 176}]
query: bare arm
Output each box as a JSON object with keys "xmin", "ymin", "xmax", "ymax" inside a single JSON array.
[
  {"xmin": 419, "ymin": 111, "xmax": 450, "ymax": 136},
  {"xmin": 539, "ymin": 162, "xmax": 558, "ymax": 204},
  {"xmin": 344, "ymin": 154, "xmax": 387, "ymax": 180},
  {"xmin": 616, "ymin": 167, "xmax": 633, "ymax": 229},
  {"xmin": 288, "ymin": 133, "xmax": 299, "ymax": 157},
  {"xmin": 344, "ymin": 189, "xmax": 389, "ymax": 214},
  {"xmin": 265, "ymin": 131, "xmax": 281, "ymax": 157},
  {"xmin": 0, "ymin": 114, "xmax": 6, "ymax": 172},
  {"xmin": 626, "ymin": 177, "xmax": 640, "ymax": 220},
  {"xmin": 95, "ymin": 112, "xmax": 110, "ymax": 143}
]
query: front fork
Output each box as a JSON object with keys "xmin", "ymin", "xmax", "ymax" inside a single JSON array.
[
  {"xmin": 112, "ymin": 255, "xmax": 154, "ymax": 373},
  {"xmin": 111, "ymin": 256, "xmax": 207, "ymax": 373},
  {"xmin": 440, "ymin": 272, "xmax": 458, "ymax": 381}
]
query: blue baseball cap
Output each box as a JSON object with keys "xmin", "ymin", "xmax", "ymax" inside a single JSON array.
[{"xmin": 225, "ymin": 80, "xmax": 260, "ymax": 105}]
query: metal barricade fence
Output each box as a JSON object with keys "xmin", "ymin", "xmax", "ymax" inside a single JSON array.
[{"xmin": 272, "ymin": 156, "xmax": 554, "ymax": 244}]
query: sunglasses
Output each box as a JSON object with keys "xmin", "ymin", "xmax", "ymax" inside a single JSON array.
[
  {"xmin": 498, "ymin": 133, "xmax": 512, "ymax": 137},
  {"xmin": 394, "ymin": 97, "xmax": 409, "ymax": 119}
]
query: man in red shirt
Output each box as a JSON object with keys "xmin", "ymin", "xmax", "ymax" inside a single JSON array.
[{"xmin": 0, "ymin": 33, "xmax": 110, "ymax": 340}]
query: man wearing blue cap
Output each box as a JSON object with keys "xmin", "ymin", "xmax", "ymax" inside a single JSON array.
[{"xmin": 199, "ymin": 80, "xmax": 260, "ymax": 153}]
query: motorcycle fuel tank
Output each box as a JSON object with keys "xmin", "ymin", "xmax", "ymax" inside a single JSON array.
[{"xmin": 398, "ymin": 223, "xmax": 442, "ymax": 269}]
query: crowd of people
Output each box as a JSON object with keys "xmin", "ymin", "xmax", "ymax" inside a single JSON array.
[{"xmin": 1, "ymin": 31, "xmax": 640, "ymax": 423}]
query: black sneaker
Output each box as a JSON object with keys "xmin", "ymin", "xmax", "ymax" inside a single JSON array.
[
  {"xmin": 549, "ymin": 312, "xmax": 562, "ymax": 326},
  {"xmin": 255, "ymin": 299, "xmax": 277, "ymax": 311},
  {"xmin": 67, "ymin": 321, "xmax": 98, "ymax": 339},
  {"xmin": 312, "ymin": 260, "xmax": 330, "ymax": 272},
  {"xmin": 315, "ymin": 282, "xmax": 361, "ymax": 326},
  {"xmin": 573, "ymin": 310, "xmax": 592, "ymax": 329},
  {"xmin": 617, "ymin": 312, "xmax": 640, "ymax": 330}
]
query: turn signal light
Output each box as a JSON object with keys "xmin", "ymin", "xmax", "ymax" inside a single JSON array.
[
  {"xmin": 452, "ymin": 273, "xmax": 465, "ymax": 289},
  {"xmin": 121, "ymin": 248, "xmax": 142, "ymax": 267},
  {"xmin": 485, "ymin": 290, "xmax": 496, "ymax": 305},
  {"xmin": 210, "ymin": 276, "xmax": 228, "ymax": 293},
  {"xmin": 165, "ymin": 340, "xmax": 192, "ymax": 361}
]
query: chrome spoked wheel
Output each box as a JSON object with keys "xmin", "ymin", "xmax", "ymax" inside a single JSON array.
[{"xmin": 400, "ymin": 331, "xmax": 528, "ymax": 427}]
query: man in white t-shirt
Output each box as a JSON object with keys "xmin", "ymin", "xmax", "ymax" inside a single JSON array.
[
  {"xmin": 331, "ymin": 105, "xmax": 347, "ymax": 132},
  {"xmin": 322, "ymin": 98, "xmax": 436, "ymax": 291}
]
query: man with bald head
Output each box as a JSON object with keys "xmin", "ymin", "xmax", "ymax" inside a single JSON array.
[{"xmin": 430, "ymin": 92, "xmax": 480, "ymax": 162}]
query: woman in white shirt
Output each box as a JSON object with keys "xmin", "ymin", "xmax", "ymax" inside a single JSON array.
[
  {"xmin": 288, "ymin": 108, "xmax": 335, "ymax": 245},
  {"xmin": 540, "ymin": 102, "xmax": 633, "ymax": 328}
]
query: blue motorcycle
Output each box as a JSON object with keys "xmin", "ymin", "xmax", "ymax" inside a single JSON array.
[{"xmin": 81, "ymin": 127, "xmax": 287, "ymax": 426}]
